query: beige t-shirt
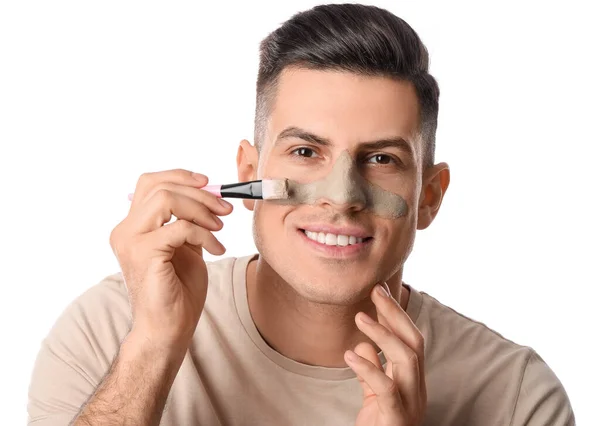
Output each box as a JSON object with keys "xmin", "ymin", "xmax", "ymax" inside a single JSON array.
[{"xmin": 28, "ymin": 254, "xmax": 575, "ymax": 425}]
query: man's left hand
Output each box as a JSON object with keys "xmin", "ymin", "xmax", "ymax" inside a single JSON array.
[{"xmin": 345, "ymin": 283, "xmax": 427, "ymax": 426}]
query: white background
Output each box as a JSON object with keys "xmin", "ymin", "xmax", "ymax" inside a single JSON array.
[{"xmin": 1, "ymin": 0, "xmax": 598, "ymax": 424}]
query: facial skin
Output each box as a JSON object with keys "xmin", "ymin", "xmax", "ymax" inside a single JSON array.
[
  {"xmin": 237, "ymin": 67, "xmax": 450, "ymax": 367},
  {"xmin": 271, "ymin": 150, "xmax": 410, "ymax": 219}
]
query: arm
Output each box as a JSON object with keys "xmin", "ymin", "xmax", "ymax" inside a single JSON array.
[
  {"xmin": 510, "ymin": 350, "xmax": 575, "ymax": 426},
  {"xmin": 28, "ymin": 170, "xmax": 231, "ymax": 425},
  {"xmin": 71, "ymin": 330, "xmax": 187, "ymax": 426}
]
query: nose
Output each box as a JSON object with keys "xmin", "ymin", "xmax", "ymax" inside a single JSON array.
[
  {"xmin": 314, "ymin": 151, "xmax": 368, "ymax": 212},
  {"xmin": 316, "ymin": 189, "xmax": 367, "ymax": 213}
]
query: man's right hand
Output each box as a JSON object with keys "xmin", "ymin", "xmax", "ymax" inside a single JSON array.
[{"xmin": 109, "ymin": 169, "xmax": 233, "ymax": 351}]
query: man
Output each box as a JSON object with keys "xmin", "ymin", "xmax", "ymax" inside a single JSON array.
[{"xmin": 28, "ymin": 3, "xmax": 575, "ymax": 425}]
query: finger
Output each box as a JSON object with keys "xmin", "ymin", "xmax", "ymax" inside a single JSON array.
[
  {"xmin": 147, "ymin": 219, "xmax": 226, "ymax": 257},
  {"xmin": 353, "ymin": 342, "xmax": 383, "ymax": 399},
  {"xmin": 344, "ymin": 349, "xmax": 406, "ymax": 420},
  {"xmin": 132, "ymin": 189, "xmax": 226, "ymax": 235},
  {"xmin": 130, "ymin": 169, "xmax": 208, "ymax": 208},
  {"xmin": 141, "ymin": 182, "xmax": 233, "ymax": 217},
  {"xmin": 372, "ymin": 284, "xmax": 426, "ymax": 398},
  {"xmin": 356, "ymin": 311, "xmax": 421, "ymax": 417},
  {"xmin": 184, "ymin": 242, "xmax": 205, "ymax": 258}
]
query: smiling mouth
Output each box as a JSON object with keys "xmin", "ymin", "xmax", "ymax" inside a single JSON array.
[{"xmin": 299, "ymin": 229, "xmax": 374, "ymax": 247}]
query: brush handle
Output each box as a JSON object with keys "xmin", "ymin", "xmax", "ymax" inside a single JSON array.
[{"xmin": 128, "ymin": 180, "xmax": 264, "ymax": 201}]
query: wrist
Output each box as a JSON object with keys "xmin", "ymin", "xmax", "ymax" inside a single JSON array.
[{"xmin": 122, "ymin": 327, "xmax": 190, "ymax": 371}]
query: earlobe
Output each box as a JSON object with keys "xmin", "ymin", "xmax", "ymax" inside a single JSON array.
[
  {"xmin": 236, "ymin": 139, "xmax": 259, "ymax": 211},
  {"xmin": 417, "ymin": 163, "xmax": 450, "ymax": 230}
]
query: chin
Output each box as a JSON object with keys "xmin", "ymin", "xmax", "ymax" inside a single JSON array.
[
  {"xmin": 283, "ymin": 262, "xmax": 378, "ymax": 305},
  {"xmin": 258, "ymin": 243, "xmax": 386, "ymax": 305},
  {"xmin": 300, "ymin": 268, "xmax": 377, "ymax": 305}
]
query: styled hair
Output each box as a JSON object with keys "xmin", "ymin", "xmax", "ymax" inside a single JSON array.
[{"xmin": 254, "ymin": 3, "xmax": 440, "ymax": 167}]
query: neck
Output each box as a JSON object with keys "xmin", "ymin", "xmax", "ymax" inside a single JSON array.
[{"xmin": 246, "ymin": 256, "xmax": 409, "ymax": 368}]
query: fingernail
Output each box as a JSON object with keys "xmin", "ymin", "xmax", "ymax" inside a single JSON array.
[
  {"xmin": 345, "ymin": 350, "xmax": 360, "ymax": 363},
  {"xmin": 213, "ymin": 216, "xmax": 223, "ymax": 227},
  {"xmin": 376, "ymin": 284, "xmax": 389, "ymax": 298},
  {"xmin": 359, "ymin": 313, "xmax": 376, "ymax": 324}
]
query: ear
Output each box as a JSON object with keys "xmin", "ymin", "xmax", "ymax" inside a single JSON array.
[
  {"xmin": 236, "ymin": 139, "xmax": 259, "ymax": 211},
  {"xmin": 417, "ymin": 162, "xmax": 450, "ymax": 230}
]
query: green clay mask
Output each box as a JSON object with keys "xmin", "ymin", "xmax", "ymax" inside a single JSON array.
[{"xmin": 275, "ymin": 151, "xmax": 408, "ymax": 219}]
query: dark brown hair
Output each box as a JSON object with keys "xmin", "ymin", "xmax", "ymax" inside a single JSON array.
[{"xmin": 254, "ymin": 3, "xmax": 440, "ymax": 167}]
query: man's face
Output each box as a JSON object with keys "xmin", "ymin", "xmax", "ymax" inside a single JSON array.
[{"xmin": 251, "ymin": 68, "xmax": 424, "ymax": 304}]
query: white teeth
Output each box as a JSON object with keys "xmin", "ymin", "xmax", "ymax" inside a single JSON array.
[
  {"xmin": 303, "ymin": 230, "xmax": 366, "ymax": 246},
  {"xmin": 325, "ymin": 233, "xmax": 337, "ymax": 245},
  {"xmin": 337, "ymin": 235, "xmax": 349, "ymax": 246}
]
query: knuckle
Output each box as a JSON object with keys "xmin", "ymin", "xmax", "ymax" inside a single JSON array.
[
  {"xmin": 109, "ymin": 225, "xmax": 128, "ymax": 258},
  {"xmin": 152, "ymin": 182, "xmax": 169, "ymax": 193},
  {"xmin": 109, "ymin": 227, "xmax": 120, "ymax": 250},
  {"xmin": 175, "ymin": 219, "xmax": 194, "ymax": 233},
  {"xmin": 137, "ymin": 171, "xmax": 154, "ymax": 187},
  {"xmin": 382, "ymin": 378, "xmax": 398, "ymax": 395},
  {"xmin": 414, "ymin": 333, "xmax": 425, "ymax": 354},
  {"xmin": 168, "ymin": 168, "xmax": 194, "ymax": 181},
  {"xmin": 173, "ymin": 168, "xmax": 191, "ymax": 176},
  {"xmin": 154, "ymin": 188, "xmax": 173, "ymax": 204},
  {"xmin": 407, "ymin": 352, "xmax": 420, "ymax": 370}
]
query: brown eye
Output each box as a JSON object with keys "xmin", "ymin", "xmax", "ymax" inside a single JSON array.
[
  {"xmin": 293, "ymin": 147, "xmax": 317, "ymax": 158},
  {"xmin": 367, "ymin": 154, "xmax": 392, "ymax": 164}
]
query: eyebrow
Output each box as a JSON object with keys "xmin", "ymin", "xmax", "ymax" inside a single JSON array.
[{"xmin": 275, "ymin": 126, "xmax": 414, "ymax": 155}]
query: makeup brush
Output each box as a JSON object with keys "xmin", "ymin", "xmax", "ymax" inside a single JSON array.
[
  {"xmin": 202, "ymin": 179, "xmax": 289, "ymax": 200},
  {"xmin": 127, "ymin": 179, "xmax": 290, "ymax": 202}
]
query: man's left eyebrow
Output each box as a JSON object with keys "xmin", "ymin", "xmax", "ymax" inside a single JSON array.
[{"xmin": 360, "ymin": 138, "xmax": 414, "ymax": 155}]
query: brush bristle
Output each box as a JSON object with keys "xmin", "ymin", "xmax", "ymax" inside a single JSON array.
[{"xmin": 262, "ymin": 179, "xmax": 289, "ymax": 200}]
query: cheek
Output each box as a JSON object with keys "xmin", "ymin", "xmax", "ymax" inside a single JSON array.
[
  {"xmin": 401, "ymin": 182, "xmax": 422, "ymax": 211},
  {"xmin": 254, "ymin": 202, "xmax": 293, "ymax": 238},
  {"xmin": 384, "ymin": 217, "xmax": 417, "ymax": 265}
]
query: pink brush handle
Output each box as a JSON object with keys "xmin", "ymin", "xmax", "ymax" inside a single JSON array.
[
  {"xmin": 127, "ymin": 184, "xmax": 221, "ymax": 201},
  {"xmin": 202, "ymin": 185, "xmax": 222, "ymax": 198}
]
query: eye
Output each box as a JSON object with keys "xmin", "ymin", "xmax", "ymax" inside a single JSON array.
[
  {"xmin": 292, "ymin": 147, "xmax": 317, "ymax": 158},
  {"xmin": 366, "ymin": 154, "xmax": 394, "ymax": 165}
]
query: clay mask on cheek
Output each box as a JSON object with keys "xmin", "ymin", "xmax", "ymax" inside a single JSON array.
[{"xmin": 275, "ymin": 151, "xmax": 408, "ymax": 219}]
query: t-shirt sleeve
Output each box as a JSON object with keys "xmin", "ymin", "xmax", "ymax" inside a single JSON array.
[
  {"xmin": 510, "ymin": 350, "xmax": 575, "ymax": 426},
  {"xmin": 27, "ymin": 274, "xmax": 132, "ymax": 425}
]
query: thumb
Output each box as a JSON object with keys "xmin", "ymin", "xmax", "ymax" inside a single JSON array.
[{"xmin": 354, "ymin": 342, "xmax": 384, "ymax": 399}]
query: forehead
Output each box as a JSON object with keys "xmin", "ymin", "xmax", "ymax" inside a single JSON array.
[{"xmin": 267, "ymin": 67, "xmax": 421, "ymax": 145}]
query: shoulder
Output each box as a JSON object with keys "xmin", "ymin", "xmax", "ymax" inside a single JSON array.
[
  {"xmin": 510, "ymin": 350, "xmax": 575, "ymax": 425},
  {"xmin": 418, "ymin": 290, "xmax": 531, "ymax": 361},
  {"xmin": 48, "ymin": 254, "xmax": 247, "ymax": 355},
  {"xmin": 28, "ymin": 273, "xmax": 132, "ymax": 423},
  {"xmin": 414, "ymin": 290, "xmax": 574, "ymax": 424},
  {"xmin": 205, "ymin": 256, "xmax": 237, "ymax": 289},
  {"xmin": 203, "ymin": 254, "xmax": 254, "ymax": 306},
  {"xmin": 46, "ymin": 254, "xmax": 249, "ymax": 354},
  {"xmin": 43, "ymin": 272, "xmax": 132, "ymax": 376}
]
